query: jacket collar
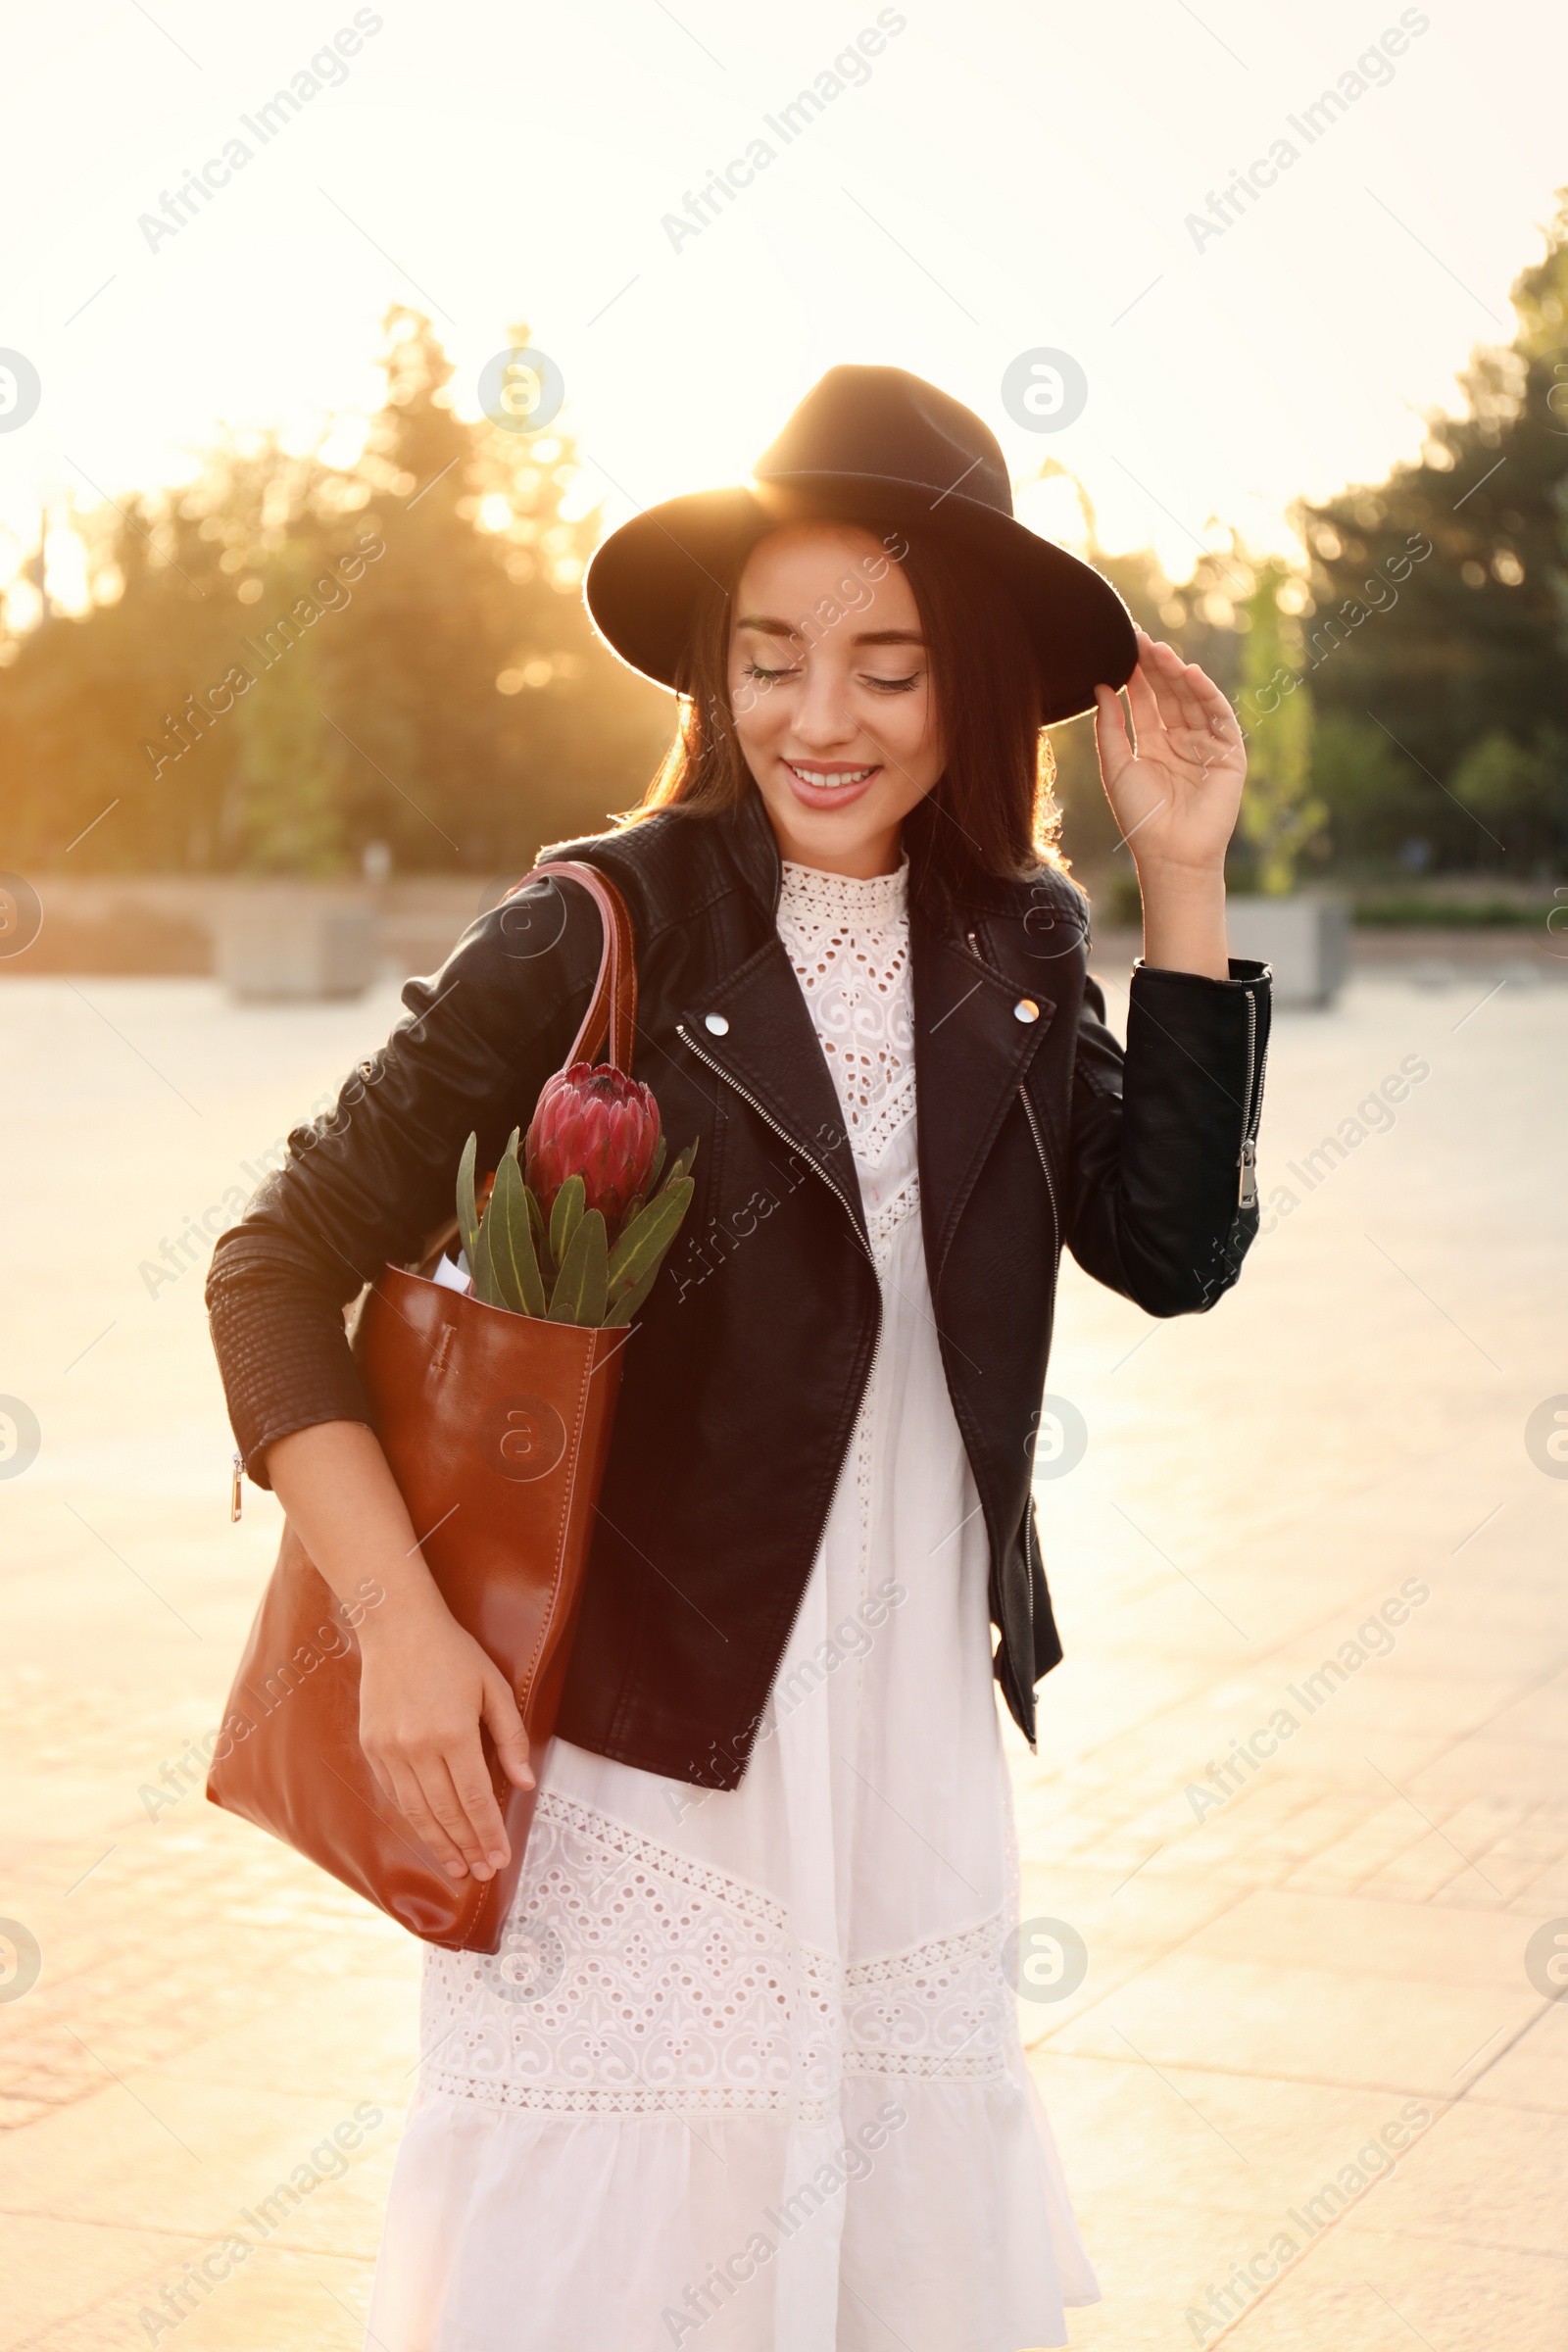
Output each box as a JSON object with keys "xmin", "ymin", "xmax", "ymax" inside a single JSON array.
[
  {"xmin": 718, "ymin": 781, "xmax": 784, "ymax": 919},
  {"xmin": 678, "ymin": 928, "xmax": 870, "ymax": 1248},
  {"xmin": 909, "ymin": 902, "xmax": 1054, "ymax": 1285}
]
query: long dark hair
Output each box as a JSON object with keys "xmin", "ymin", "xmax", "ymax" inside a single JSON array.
[{"xmin": 619, "ymin": 518, "xmax": 1064, "ymax": 902}]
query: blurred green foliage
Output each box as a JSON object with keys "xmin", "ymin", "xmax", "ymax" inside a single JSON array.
[
  {"xmin": 7, "ymin": 198, "xmax": 1568, "ymax": 890},
  {"xmin": 1234, "ymin": 562, "xmax": 1321, "ymax": 896},
  {"xmin": 1045, "ymin": 192, "xmax": 1568, "ymax": 892},
  {"xmin": 0, "ymin": 309, "xmax": 670, "ymax": 875},
  {"xmin": 1295, "ymin": 194, "xmax": 1568, "ymax": 880}
]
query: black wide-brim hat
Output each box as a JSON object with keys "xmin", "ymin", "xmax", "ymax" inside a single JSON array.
[{"xmin": 584, "ymin": 364, "xmax": 1136, "ymax": 727}]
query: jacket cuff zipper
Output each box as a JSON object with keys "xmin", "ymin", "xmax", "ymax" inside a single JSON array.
[{"xmin": 1238, "ymin": 984, "xmax": 1267, "ymax": 1209}]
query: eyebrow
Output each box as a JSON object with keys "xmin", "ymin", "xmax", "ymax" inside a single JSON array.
[{"xmin": 735, "ymin": 612, "xmax": 926, "ymax": 648}]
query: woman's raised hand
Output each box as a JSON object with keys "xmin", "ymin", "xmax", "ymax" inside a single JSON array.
[
  {"xmin": 1092, "ymin": 628, "xmax": 1245, "ymax": 980},
  {"xmin": 1093, "ymin": 627, "xmax": 1247, "ymax": 881}
]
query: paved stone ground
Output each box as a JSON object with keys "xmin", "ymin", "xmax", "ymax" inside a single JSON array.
[{"xmin": 0, "ymin": 956, "xmax": 1563, "ymax": 2350}]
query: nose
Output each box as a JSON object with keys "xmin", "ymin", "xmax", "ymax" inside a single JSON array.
[{"xmin": 790, "ymin": 657, "xmax": 861, "ymax": 755}]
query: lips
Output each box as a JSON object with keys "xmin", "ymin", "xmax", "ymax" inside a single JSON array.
[
  {"xmin": 781, "ymin": 759, "xmax": 883, "ymax": 811},
  {"xmin": 785, "ymin": 761, "xmax": 877, "ymax": 788}
]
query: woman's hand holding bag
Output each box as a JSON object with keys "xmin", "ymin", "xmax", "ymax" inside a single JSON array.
[{"xmin": 207, "ymin": 861, "xmax": 697, "ymax": 1951}]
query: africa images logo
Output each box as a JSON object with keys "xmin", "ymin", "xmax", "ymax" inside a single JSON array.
[
  {"xmin": 661, "ymin": 10, "xmax": 907, "ymax": 254},
  {"xmin": 135, "ymin": 11, "xmax": 385, "ymax": 254},
  {"xmin": 1184, "ymin": 9, "xmax": 1432, "ymax": 254}
]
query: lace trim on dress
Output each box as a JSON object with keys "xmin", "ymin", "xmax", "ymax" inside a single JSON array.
[
  {"xmin": 420, "ymin": 1790, "xmax": 1009, "ymax": 2121},
  {"xmin": 776, "ymin": 858, "xmax": 915, "ymax": 1170},
  {"xmin": 777, "ymin": 858, "xmax": 909, "ymax": 924},
  {"xmin": 866, "ymin": 1169, "xmax": 921, "ymax": 1258},
  {"xmin": 845, "ymin": 1918, "xmax": 1010, "ymax": 2081},
  {"xmin": 524, "ymin": 1791, "xmax": 789, "ymax": 1933}
]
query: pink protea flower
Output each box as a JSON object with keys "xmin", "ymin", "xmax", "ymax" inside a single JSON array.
[{"xmin": 525, "ymin": 1062, "xmax": 662, "ymax": 1236}]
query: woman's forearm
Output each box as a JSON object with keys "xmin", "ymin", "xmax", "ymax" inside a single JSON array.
[
  {"xmin": 265, "ymin": 1420, "xmax": 450, "ymax": 1637},
  {"xmin": 1134, "ymin": 858, "xmax": 1230, "ymax": 981}
]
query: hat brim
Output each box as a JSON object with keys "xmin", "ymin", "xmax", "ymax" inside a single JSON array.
[{"xmin": 584, "ymin": 473, "xmax": 1137, "ymax": 727}]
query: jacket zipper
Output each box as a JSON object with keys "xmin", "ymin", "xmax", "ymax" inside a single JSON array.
[
  {"xmin": 676, "ymin": 1020, "xmax": 883, "ymax": 1755},
  {"xmin": 675, "ymin": 1022, "xmax": 876, "ymax": 1269},
  {"xmin": 964, "ymin": 932, "xmax": 1054, "ymax": 1730},
  {"xmin": 1017, "ymin": 1085, "xmax": 1061, "ymax": 1273},
  {"xmin": 1238, "ymin": 988, "xmax": 1266, "ymax": 1210},
  {"xmin": 1013, "ymin": 1080, "xmax": 1062, "ymax": 1740}
]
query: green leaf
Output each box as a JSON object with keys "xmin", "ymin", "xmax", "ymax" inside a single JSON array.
[
  {"xmin": 609, "ymin": 1197, "xmax": 648, "ymax": 1263},
  {"xmin": 549, "ymin": 1205, "xmax": 609, "ymax": 1325},
  {"xmin": 525, "ymin": 1182, "xmax": 546, "ymax": 1256},
  {"xmin": 505, "ymin": 1125, "xmax": 521, "ymax": 1162},
  {"xmin": 606, "ymin": 1175, "xmax": 694, "ymax": 1300},
  {"xmin": 549, "ymin": 1173, "xmax": 585, "ymax": 1271},
  {"xmin": 647, "ymin": 1133, "xmax": 667, "ymax": 1192},
  {"xmin": 469, "ymin": 1211, "xmax": 504, "ymax": 1308},
  {"xmin": 604, "ymin": 1255, "xmax": 663, "ymax": 1326},
  {"xmin": 456, "ymin": 1133, "xmax": 481, "ymax": 1273},
  {"xmin": 666, "ymin": 1137, "xmax": 700, "ymax": 1187},
  {"xmin": 489, "ymin": 1151, "xmax": 547, "ymax": 1316}
]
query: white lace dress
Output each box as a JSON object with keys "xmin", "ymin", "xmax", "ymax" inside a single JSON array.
[{"xmin": 365, "ymin": 858, "xmax": 1099, "ymax": 2352}]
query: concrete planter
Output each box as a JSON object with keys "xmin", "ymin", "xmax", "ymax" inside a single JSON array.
[
  {"xmin": 218, "ymin": 893, "xmax": 378, "ymax": 1001},
  {"xmin": 1225, "ymin": 894, "xmax": 1349, "ymax": 1008}
]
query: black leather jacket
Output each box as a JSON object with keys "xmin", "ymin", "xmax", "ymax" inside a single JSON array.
[{"xmin": 207, "ymin": 786, "xmax": 1270, "ymax": 1788}]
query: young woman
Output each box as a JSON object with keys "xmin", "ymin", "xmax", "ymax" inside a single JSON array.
[{"xmin": 207, "ymin": 365, "xmax": 1269, "ymax": 2352}]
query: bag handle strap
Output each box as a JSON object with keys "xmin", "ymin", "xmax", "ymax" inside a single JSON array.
[
  {"xmin": 408, "ymin": 858, "xmax": 639, "ymax": 1277},
  {"xmin": 508, "ymin": 858, "xmax": 638, "ymax": 1073}
]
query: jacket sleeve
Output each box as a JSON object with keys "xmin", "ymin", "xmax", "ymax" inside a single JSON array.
[
  {"xmin": 1060, "ymin": 956, "xmax": 1271, "ymax": 1317},
  {"xmin": 205, "ymin": 883, "xmax": 604, "ymax": 1488}
]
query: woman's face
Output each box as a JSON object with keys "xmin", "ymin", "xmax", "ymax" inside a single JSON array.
[{"xmin": 727, "ymin": 521, "xmax": 944, "ymax": 878}]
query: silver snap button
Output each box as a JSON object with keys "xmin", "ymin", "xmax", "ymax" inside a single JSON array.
[
  {"xmin": 1013, "ymin": 998, "xmax": 1040, "ymax": 1024},
  {"xmin": 704, "ymin": 1012, "xmax": 730, "ymax": 1037}
]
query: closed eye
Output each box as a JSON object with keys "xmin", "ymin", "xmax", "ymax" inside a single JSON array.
[
  {"xmin": 862, "ymin": 671, "xmax": 921, "ymax": 693},
  {"xmin": 745, "ymin": 661, "xmax": 799, "ymax": 683}
]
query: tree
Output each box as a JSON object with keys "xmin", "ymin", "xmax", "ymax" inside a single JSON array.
[
  {"xmin": 1308, "ymin": 712, "xmax": 1429, "ymax": 868},
  {"xmin": 1233, "ymin": 561, "xmax": 1321, "ymax": 895},
  {"xmin": 1298, "ymin": 189, "xmax": 1568, "ymax": 875},
  {"xmin": 0, "ymin": 308, "xmax": 670, "ymax": 875},
  {"xmin": 226, "ymin": 549, "xmax": 344, "ymax": 874},
  {"xmin": 1449, "ymin": 723, "xmax": 1568, "ymax": 865}
]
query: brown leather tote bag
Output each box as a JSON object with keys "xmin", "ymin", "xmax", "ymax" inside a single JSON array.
[{"xmin": 207, "ymin": 862, "xmax": 635, "ymax": 1953}]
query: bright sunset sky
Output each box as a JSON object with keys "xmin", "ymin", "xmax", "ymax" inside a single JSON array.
[{"xmin": 1, "ymin": 0, "xmax": 1564, "ymax": 606}]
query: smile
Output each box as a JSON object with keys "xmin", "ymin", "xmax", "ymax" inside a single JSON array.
[{"xmin": 784, "ymin": 762, "xmax": 878, "ymax": 790}]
